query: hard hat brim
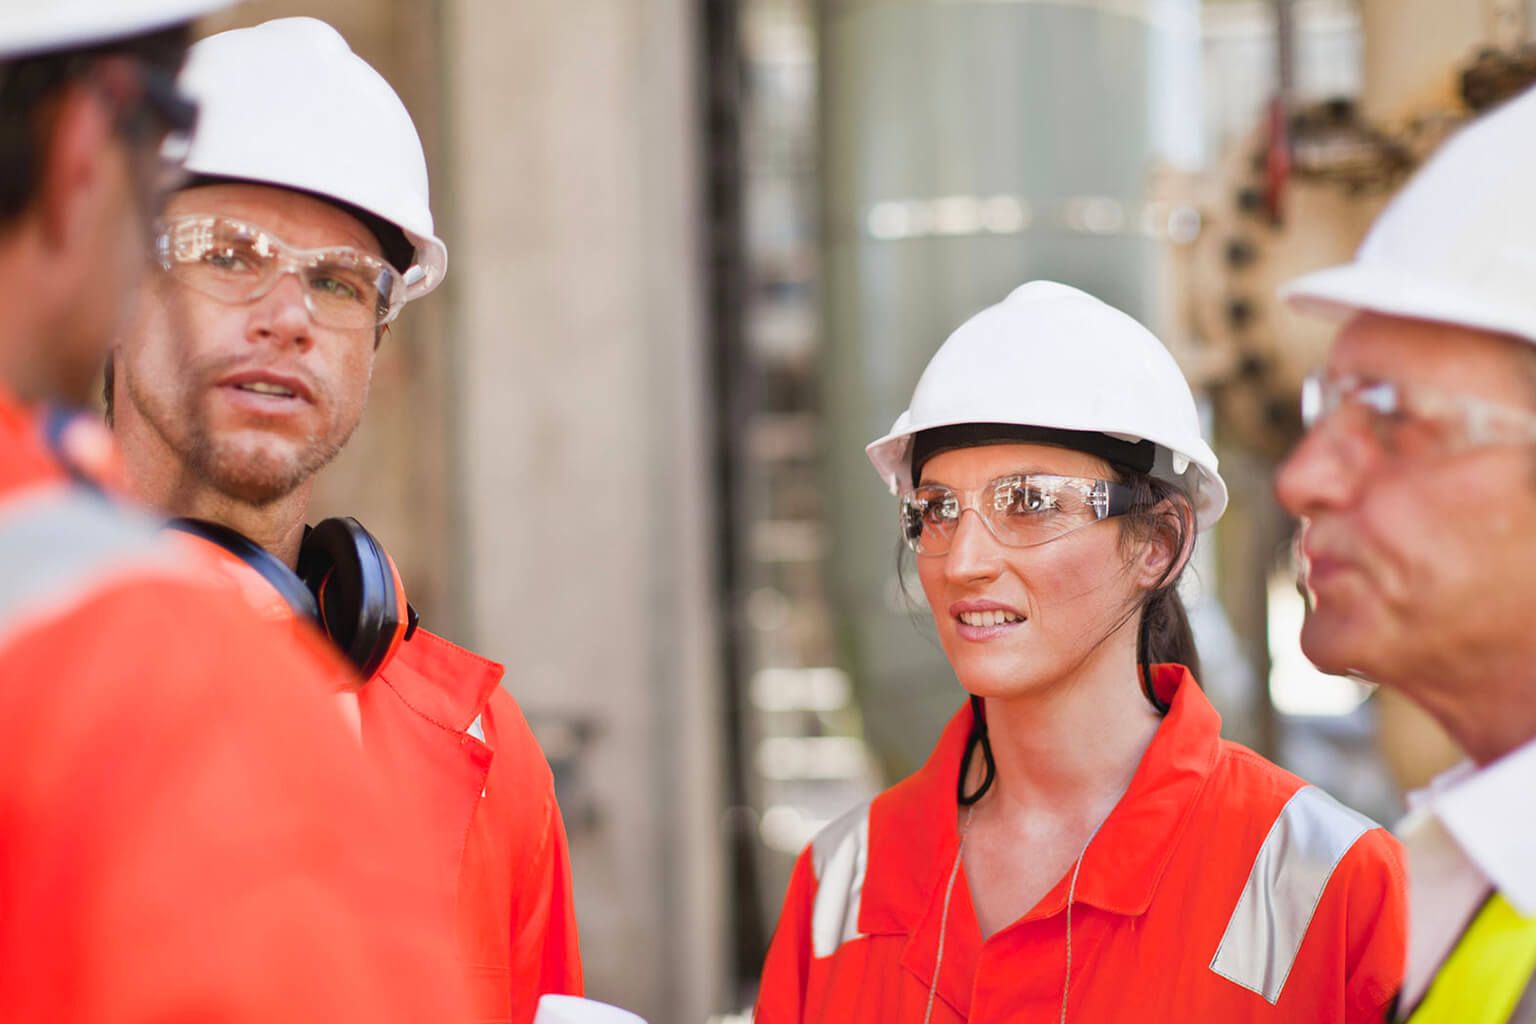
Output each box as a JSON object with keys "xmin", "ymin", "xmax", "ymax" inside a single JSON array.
[
  {"xmin": 401, "ymin": 229, "xmax": 447, "ymax": 302},
  {"xmin": 0, "ymin": 1, "xmax": 235, "ymax": 61},
  {"xmin": 1282, "ymin": 262, "xmax": 1536, "ymax": 346}
]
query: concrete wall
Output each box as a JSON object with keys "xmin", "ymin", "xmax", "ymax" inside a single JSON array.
[{"xmin": 441, "ymin": 2, "xmax": 725, "ymax": 1020}]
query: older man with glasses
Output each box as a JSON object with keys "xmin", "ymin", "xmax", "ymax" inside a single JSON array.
[{"xmin": 1276, "ymin": 84, "xmax": 1536, "ymax": 1023}]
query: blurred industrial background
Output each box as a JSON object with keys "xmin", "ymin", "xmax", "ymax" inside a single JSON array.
[{"xmin": 197, "ymin": 1, "xmax": 1536, "ymax": 1019}]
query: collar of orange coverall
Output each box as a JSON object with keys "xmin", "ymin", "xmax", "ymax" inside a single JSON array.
[
  {"xmin": 0, "ymin": 386, "xmax": 123, "ymax": 494},
  {"xmin": 376, "ymin": 626, "xmax": 506, "ymax": 737},
  {"xmin": 865, "ymin": 665, "xmax": 1222, "ymax": 1017},
  {"xmin": 864, "ymin": 664, "xmax": 1221, "ymax": 932}
]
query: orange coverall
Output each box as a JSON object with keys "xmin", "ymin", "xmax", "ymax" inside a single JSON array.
[
  {"xmin": 0, "ymin": 391, "xmax": 467, "ymax": 1022},
  {"xmin": 362, "ymin": 627, "xmax": 584, "ymax": 1022},
  {"xmin": 757, "ymin": 664, "xmax": 1407, "ymax": 1022}
]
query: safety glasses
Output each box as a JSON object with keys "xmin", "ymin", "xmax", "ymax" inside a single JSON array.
[
  {"xmin": 0, "ymin": 53, "xmax": 200, "ymax": 222},
  {"xmin": 155, "ymin": 215, "xmax": 407, "ymax": 329},
  {"xmin": 104, "ymin": 57, "xmax": 198, "ymax": 149},
  {"xmin": 900, "ymin": 473, "xmax": 1133, "ymax": 556},
  {"xmin": 1301, "ymin": 370, "xmax": 1536, "ymax": 459}
]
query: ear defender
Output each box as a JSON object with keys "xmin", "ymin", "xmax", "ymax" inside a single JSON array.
[
  {"xmin": 297, "ymin": 517, "xmax": 415, "ymax": 680},
  {"xmin": 166, "ymin": 516, "xmax": 415, "ymax": 680}
]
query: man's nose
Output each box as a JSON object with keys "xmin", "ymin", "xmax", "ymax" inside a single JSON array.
[
  {"xmin": 1275, "ymin": 421, "xmax": 1365, "ymax": 517},
  {"xmin": 246, "ymin": 271, "xmax": 314, "ymax": 350}
]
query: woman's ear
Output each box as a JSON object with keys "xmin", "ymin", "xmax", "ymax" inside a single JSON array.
[{"xmin": 1134, "ymin": 498, "xmax": 1195, "ymax": 591}]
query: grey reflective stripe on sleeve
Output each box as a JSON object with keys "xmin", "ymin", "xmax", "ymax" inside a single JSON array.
[
  {"xmin": 0, "ymin": 485, "xmax": 171, "ymax": 646},
  {"xmin": 1509, "ymin": 967, "xmax": 1536, "ymax": 1024},
  {"xmin": 810, "ymin": 800, "xmax": 872, "ymax": 958},
  {"xmin": 1210, "ymin": 785, "xmax": 1379, "ymax": 1004}
]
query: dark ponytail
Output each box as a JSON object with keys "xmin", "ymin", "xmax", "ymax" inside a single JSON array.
[
  {"xmin": 1121, "ymin": 473, "xmax": 1200, "ymax": 714},
  {"xmin": 1141, "ymin": 585, "xmax": 1200, "ymax": 679}
]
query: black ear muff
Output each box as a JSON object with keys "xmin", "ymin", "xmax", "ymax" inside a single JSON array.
[
  {"xmin": 166, "ymin": 518, "xmax": 320, "ymax": 620},
  {"xmin": 297, "ymin": 517, "xmax": 412, "ymax": 680}
]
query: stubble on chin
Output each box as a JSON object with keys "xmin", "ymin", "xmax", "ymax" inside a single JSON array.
[{"xmin": 184, "ymin": 428, "xmax": 343, "ymax": 507}]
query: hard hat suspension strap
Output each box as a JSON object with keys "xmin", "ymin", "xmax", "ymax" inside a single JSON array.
[{"xmin": 911, "ymin": 423, "xmax": 1155, "ymax": 487}]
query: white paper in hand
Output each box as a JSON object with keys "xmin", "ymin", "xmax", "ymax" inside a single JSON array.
[{"xmin": 534, "ymin": 994, "xmax": 650, "ymax": 1024}]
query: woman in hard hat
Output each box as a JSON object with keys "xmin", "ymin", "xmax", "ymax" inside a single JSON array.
[{"xmin": 754, "ymin": 282, "xmax": 1406, "ymax": 1022}]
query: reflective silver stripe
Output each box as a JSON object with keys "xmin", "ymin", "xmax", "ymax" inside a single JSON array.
[
  {"xmin": 0, "ymin": 485, "xmax": 173, "ymax": 648},
  {"xmin": 810, "ymin": 800, "xmax": 872, "ymax": 958},
  {"xmin": 1510, "ymin": 966, "xmax": 1536, "ymax": 1024},
  {"xmin": 1210, "ymin": 785, "xmax": 1379, "ymax": 1004}
]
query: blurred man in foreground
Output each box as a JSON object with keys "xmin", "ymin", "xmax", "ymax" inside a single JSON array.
[
  {"xmin": 106, "ymin": 19, "xmax": 582, "ymax": 1021},
  {"xmin": 1276, "ymin": 85, "xmax": 1536, "ymax": 1023},
  {"xmin": 0, "ymin": 4, "xmax": 464, "ymax": 1019}
]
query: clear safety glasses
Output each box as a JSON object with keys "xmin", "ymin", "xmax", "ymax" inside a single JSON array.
[
  {"xmin": 155, "ymin": 215, "xmax": 407, "ymax": 329},
  {"xmin": 1301, "ymin": 370, "xmax": 1536, "ymax": 459},
  {"xmin": 900, "ymin": 473, "xmax": 1134, "ymax": 557}
]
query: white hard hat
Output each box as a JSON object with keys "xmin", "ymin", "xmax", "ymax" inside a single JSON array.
[
  {"xmin": 0, "ymin": 0, "xmax": 233, "ymax": 60},
  {"xmin": 866, "ymin": 281, "xmax": 1227, "ymax": 530},
  {"xmin": 177, "ymin": 18, "xmax": 446, "ymax": 300},
  {"xmin": 1282, "ymin": 85, "xmax": 1536, "ymax": 344}
]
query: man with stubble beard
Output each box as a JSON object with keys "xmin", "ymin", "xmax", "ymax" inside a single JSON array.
[{"xmin": 108, "ymin": 19, "xmax": 583, "ymax": 1022}]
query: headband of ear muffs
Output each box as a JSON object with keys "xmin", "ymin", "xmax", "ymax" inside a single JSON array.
[
  {"xmin": 166, "ymin": 516, "xmax": 416, "ymax": 680},
  {"xmin": 168, "ymin": 517, "xmax": 320, "ymax": 620}
]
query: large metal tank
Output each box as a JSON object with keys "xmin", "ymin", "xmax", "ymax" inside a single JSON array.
[{"xmin": 820, "ymin": 0, "xmax": 1204, "ymax": 776}]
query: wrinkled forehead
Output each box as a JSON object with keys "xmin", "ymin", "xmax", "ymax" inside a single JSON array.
[
  {"xmin": 163, "ymin": 181, "xmax": 382, "ymax": 257},
  {"xmin": 1330, "ymin": 311, "xmax": 1536, "ymax": 408}
]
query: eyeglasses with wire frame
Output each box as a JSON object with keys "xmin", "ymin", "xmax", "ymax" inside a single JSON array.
[{"xmin": 1300, "ymin": 370, "xmax": 1536, "ymax": 459}]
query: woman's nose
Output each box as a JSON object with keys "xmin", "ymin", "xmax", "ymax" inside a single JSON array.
[{"xmin": 943, "ymin": 506, "xmax": 1003, "ymax": 582}]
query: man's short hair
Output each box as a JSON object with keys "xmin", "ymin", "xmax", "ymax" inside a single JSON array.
[{"xmin": 0, "ymin": 24, "xmax": 191, "ymax": 226}]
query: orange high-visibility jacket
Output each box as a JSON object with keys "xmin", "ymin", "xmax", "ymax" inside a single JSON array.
[
  {"xmin": 362, "ymin": 627, "xmax": 584, "ymax": 1022},
  {"xmin": 0, "ymin": 392, "xmax": 468, "ymax": 1022},
  {"xmin": 757, "ymin": 665, "xmax": 1407, "ymax": 1023}
]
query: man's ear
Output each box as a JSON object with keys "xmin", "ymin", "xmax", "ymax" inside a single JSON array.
[{"xmin": 34, "ymin": 82, "xmax": 116, "ymax": 254}]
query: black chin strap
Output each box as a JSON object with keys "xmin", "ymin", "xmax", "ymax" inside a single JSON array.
[{"xmin": 957, "ymin": 695, "xmax": 996, "ymax": 806}]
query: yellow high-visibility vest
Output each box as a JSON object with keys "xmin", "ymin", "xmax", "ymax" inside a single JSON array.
[{"xmin": 1406, "ymin": 893, "xmax": 1536, "ymax": 1023}]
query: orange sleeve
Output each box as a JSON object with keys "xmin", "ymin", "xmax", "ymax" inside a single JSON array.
[
  {"xmin": 524, "ymin": 788, "xmax": 584, "ymax": 1001},
  {"xmin": 484, "ymin": 689, "xmax": 583, "ymax": 1021},
  {"xmin": 0, "ymin": 579, "xmax": 467, "ymax": 1024},
  {"xmin": 1342, "ymin": 826, "xmax": 1410, "ymax": 1023},
  {"xmin": 755, "ymin": 848, "xmax": 819, "ymax": 1024}
]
